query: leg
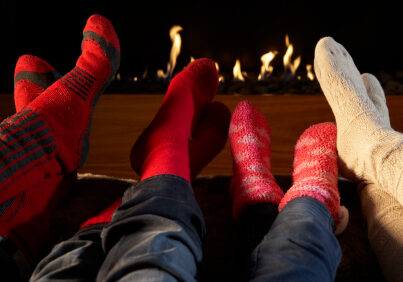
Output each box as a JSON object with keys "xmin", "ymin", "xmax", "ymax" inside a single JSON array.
[
  {"xmin": 0, "ymin": 14, "xmax": 120, "ymax": 269},
  {"xmin": 98, "ymin": 175, "xmax": 205, "ymax": 281},
  {"xmin": 29, "ymin": 225, "xmax": 106, "ymax": 282},
  {"xmin": 314, "ymin": 36, "xmax": 403, "ymax": 205},
  {"xmin": 249, "ymin": 197, "xmax": 341, "ymax": 282},
  {"xmin": 228, "ymin": 100, "xmax": 284, "ymax": 279},
  {"xmin": 315, "ymin": 37, "xmax": 403, "ymax": 281},
  {"xmin": 250, "ymin": 123, "xmax": 347, "ymax": 281},
  {"xmin": 98, "ymin": 58, "xmax": 229, "ymax": 281},
  {"xmin": 30, "ymin": 198, "xmax": 121, "ymax": 282}
]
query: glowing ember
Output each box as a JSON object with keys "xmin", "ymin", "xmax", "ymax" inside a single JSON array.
[
  {"xmin": 157, "ymin": 25, "xmax": 183, "ymax": 80},
  {"xmin": 306, "ymin": 64, "xmax": 315, "ymax": 80},
  {"xmin": 233, "ymin": 59, "xmax": 245, "ymax": 81},
  {"xmin": 283, "ymin": 34, "xmax": 301, "ymax": 79},
  {"xmin": 258, "ymin": 51, "xmax": 277, "ymax": 81}
]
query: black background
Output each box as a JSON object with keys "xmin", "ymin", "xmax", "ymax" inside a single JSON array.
[{"xmin": 1, "ymin": 0, "xmax": 401, "ymax": 92}]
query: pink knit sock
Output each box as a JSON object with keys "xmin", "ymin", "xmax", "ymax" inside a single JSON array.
[
  {"xmin": 279, "ymin": 122, "xmax": 340, "ymax": 224},
  {"xmin": 229, "ymin": 101, "xmax": 284, "ymax": 219}
]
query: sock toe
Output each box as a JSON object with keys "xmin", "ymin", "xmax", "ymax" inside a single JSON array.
[
  {"xmin": 14, "ymin": 55, "xmax": 61, "ymax": 112},
  {"xmin": 176, "ymin": 58, "xmax": 219, "ymax": 107},
  {"xmin": 84, "ymin": 14, "xmax": 120, "ymax": 51},
  {"xmin": 15, "ymin": 55, "xmax": 55, "ymax": 76},
  {"xmin": 361, "ymin": 73, "xmax": 390, "ymax": 127}
]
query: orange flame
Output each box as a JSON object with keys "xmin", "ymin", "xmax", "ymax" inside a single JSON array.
[
  {"xmin": 258, "ymin": 51, "xmax": 277, "ymax": 80},
  {"xmin": 157, "ymin": 25, "xmax": 183, "ymax": 80},
  {"xmin": 283, "ymin": 34, "xmax": 301, "ymax": 75},
  {"xmin": 215, "ymin": 62, "xmax": 225, "ymax": 83},
  {"xmin": 306, "ymin": 64, "xmax": 315, "ymax": 80},
  {"xmin": 233, "ymin": 59, "xmax": 245, "ymax": 81}
]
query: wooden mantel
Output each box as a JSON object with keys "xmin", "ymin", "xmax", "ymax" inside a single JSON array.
[{"xmin": 1, "ymin": 94, "xmax": 403, "ymax": 180}]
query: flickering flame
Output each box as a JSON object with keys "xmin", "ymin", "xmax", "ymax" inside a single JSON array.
[
  {"xmin": 215, "ymin": 62, "xmax": 225, "ymax": 83},
  {"xmin": 190, "ymin": 56, "xmax": 195, "ymax": 63},
  {"xmin": 283, "ymin": 34, "xmax": 301, "ymax": 75},
  {"xmin": 157, "ymin": 25, "xmax": 183, "ymax": 80},
  {"xmin": 233, "ymin": 59, "xmax": 245, "ymax": 81},
  {"xmin": 306, "ymin": 64, "xmax": 315, "ymax": 80},
  {"xmin": 258, "ymin": 51, "xmax": 277, "ymax": 81}
]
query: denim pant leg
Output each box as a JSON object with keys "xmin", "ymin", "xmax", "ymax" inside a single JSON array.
[
  {"xmin": 29, "ymin": 224, "xmax": 105, "ymax": 282},
  {"xmin": 249, "ymin": 197, "xmax": 342, "ymax": 282},
  {"xmin": 97, "ymin": 174, "xmax": 206, "ymax": 282}
]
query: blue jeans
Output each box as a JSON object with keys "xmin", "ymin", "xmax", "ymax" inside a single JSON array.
[{"xmin": 29, "ymin": 174, "xmax": 341, "ymax": 281}]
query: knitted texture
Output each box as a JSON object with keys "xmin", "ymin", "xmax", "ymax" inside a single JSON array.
[
  {"xmin": 314, "ymin": 36, "xmax": 403, "ymax": 206},
  {"xmin": 0, "ymin": 14, "xmax": 119, "ymax": 263},
  {"xmin": 14, "ymin": 55, "xmax": 61, "ymax": 112},
  {"xmin": 279, "ymin": 123, "xmax": 340, "ymax": 223},
  {"xmin": 130, "ymin": 58, "xmax": 219, "ymax": 182},
  {"xmin": 189, "ymin": 101, "xmax": 231, "ymax": 180},
  {"xmin": 229, "ymin": 100, "xmax": 283, "ymax": 219},
  {"xmin": 26, "ymin": 14, "xmax": 120, "ymax": 171},
  {"xmin": 361, "ymin": 184, "xmax": 403, "ymax": 282}
]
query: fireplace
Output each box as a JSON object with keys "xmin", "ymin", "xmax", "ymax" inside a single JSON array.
[{"xmin": 2, "ymin": 1, "xmax": 402, "ymax": 94}]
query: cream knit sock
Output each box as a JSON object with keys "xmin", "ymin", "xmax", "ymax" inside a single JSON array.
[
  {"xmin": 314, "ymin": 37, "xmax": 403, "ymax": 206},
  {"xmin": 360, "ymin": 73, "xmax": 403, "ymax": 282},
  {"xmin": 360, "ymin": 183, "xmax": 403, "ymax": 282}
]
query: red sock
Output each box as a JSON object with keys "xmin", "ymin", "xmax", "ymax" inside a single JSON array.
[
  {"xmin": 1, "ymin": 53, "xmax": 72, "ymax": 264},
  {"xmin": 130, "ymin": 58, "xmax": 218, "ymax": 182},
  {"xmin": 189, "ymin": 101, "xmax": 231, "ymax": 180},
  {"xmin": 79, "ymin": 198, "xmax": 122, "ymax": 230},
  {"xmin": 0, "ymin": 14, "xmax": 119, "ymax": 204},
  {"xmin": 229, "ymin": 101, "xmax": 284, "ymax": 219},
  {"xmin": 14, "ymin": 55, "xmax": 61, "ymax": 112},
  {"xmin": 0, "ymin": 172, "xmax": 73, "ymax": 264},
  {"xmin": 26, "ymin": 14, "xmax": 120, "ymax": 171},
  {"xmin": 279, "ymin": 123, "xmax": 341, "ymax": 226},
  {"xmin": 0, "ymin": 14, "xmax": 119, "ymax": 263}
]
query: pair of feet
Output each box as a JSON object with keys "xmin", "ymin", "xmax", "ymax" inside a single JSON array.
[{"xmin": 229, "ymin": 101, "xmax": 348, "ymax": 234}]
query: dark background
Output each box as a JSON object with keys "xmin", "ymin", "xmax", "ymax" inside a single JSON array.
[{"xmin": 1, "ymin": 0, "xmax": 401, "ymax": 92}]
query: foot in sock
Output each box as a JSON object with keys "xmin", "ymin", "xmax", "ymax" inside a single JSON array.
[
  {"xmin": 27, "ymin": 14, "xmax": 120, "ymax": 170},
  {"xmin": 229, "ymin": 101, "xmax": 284, "ymax": 220},
  {"xmin": 279, "ymin": 122, "xmax": 348, "ymax": 234},
  {"xmin": 314, "ymin": 37, "xmax": 403, "ymax": 205},
  {"xmin": 0, "ymin": 14, "xmax": 120, "ymax": 196},
  {"xmin": 0, "ymin": 14, "xmax": 119, "ymax": 263},
  {"xmin": 14, "ymin": 55, "xmax": 61, "ymax": 112},
  {"xmin": 130, "ymin": 58, "xmax": 219, "ymax": 182},
  {"xmin": 189, "ymin": 101, "xmax": 231, "ymax": 180}
]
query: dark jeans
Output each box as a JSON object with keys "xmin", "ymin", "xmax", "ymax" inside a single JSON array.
[{"xmin": 29, "ymin": 174, "xmax": 341, "ymax": 282}]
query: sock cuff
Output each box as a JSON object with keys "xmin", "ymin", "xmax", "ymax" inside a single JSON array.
[
  {"xmin": 279, "ymin": 182, "xmax": 340, "ymax": 222},
  {"xmin": 80, "ymin": 198, "xmax": 122, "ymax": 230},
  {"xmin": 232, "ymin": 181, "xmax": 284, "ymax": 220}
]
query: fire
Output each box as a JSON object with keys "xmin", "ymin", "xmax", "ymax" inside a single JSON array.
[
  {"xmin": 215, "ymin": 62, "xmax": 225, "ymax": 83},
  {"xmin": 283, "ymin": 34, "xmax": 301, "ymax": 76},
  {"xmin": 157, "ymin": 25, "xmax": 183, "ymax": 80},
  {"xmin": 306, "ymin": 64, "xmax": 315, "ymax": 80},
  {"xmin": 258, "ymin": 51, "xmax": 277, "ymax": 81},
  {"xmin": 233, "ymin": 59, "xmax": 245, "ymax": 81}
]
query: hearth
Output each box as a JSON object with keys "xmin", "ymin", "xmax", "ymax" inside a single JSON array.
[
  {"xmin": 106, "ymin": 27, "xmax": 403, "ymax": 95},
  {"xmin": 3, "ymin": 1, "xmax": 402, "ymax": 95}
]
